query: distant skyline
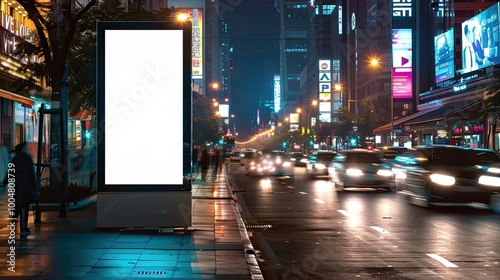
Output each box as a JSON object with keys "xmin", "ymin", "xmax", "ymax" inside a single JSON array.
[{"xmin": 223, "ymin": 0, "xmax": 280, "ymax": 142}]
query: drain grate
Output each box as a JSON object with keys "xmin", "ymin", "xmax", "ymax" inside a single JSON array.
[
  {"xmin": 134, "ymin": 270, "xmax": 170, "ymax": 275},
  {"xmin": 246, "ymin": 224, "xmax": 273, "ymax": 229}
]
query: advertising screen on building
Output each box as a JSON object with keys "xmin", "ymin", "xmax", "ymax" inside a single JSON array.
[
  {"xmin": 97, "ymin": 21, "xmax": 191, "ymax": 191},
  {"xmin": 274, "ymin": 75, "xmax": 281, "ymax": 113},
  {"xmin": 392, "ymin": 29, "xmax": 413, "ymax": 99},
  {"xmin": 219, "ymin": 104, "xmax": 229, "ymax": 118},
  {"xmin": 435, "ymin": 28, "xmax": 455, "ymax": 83},
  {"xmin": 461, "ymin": 2, "xmax": 499, "ymax": 74}
]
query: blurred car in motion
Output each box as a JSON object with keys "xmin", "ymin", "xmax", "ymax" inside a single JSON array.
[
  {"xmin": 393, "ymin": 145, "xmax": 500, "ymax": 207},
  {"xmin": 328, "ymin": 149, "xmax": 394, "ymax": 191},
  {"xmin": 381, "ymin": 146, "xmax": 409, "ymax": 160},
  {"xmin": 246, "ymin": 150, "xmax": 293, "ymax": 176},
  {"xmin": 289, "ymin": 152, "xmax": 309, "ymax": 167},
  {"xmin": 229, "ymin": 151, "xmax": 242, "ymax": 161},
  {"xmin": 468, "ymin": 148, "xmax": 500, "ymax": 165},
  {"xmin": 306, "ymin": 150, "xmax": 337, "ymax": 178},
  {"xmin": 240, "ymin": 150, "xmax": 257, "ymax": 166}
]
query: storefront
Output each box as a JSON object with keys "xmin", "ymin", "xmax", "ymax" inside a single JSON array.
[
  {"xmin": 406, "ymin": 98, "xmax": 484, "ymax": 147},
  {"xmin": 0, "ymin": 89, "xmax": 35, "ymax": 152},
  {"xmin": 373, "ymin": 69, "xmax": 494, "ymax": 148}
]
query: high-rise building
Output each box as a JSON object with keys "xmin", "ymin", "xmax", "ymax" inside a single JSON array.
[{"xmin": 275, "ymin": 1, "xmax": 309, "ymax": 121}]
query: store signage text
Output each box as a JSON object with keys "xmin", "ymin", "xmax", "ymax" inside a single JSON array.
[
  {"xmin": 453, "ymin": 84, "xmax": 467, "ymax": 92},
  {"xmin": 393, "ymin": 0, "xmax": 412, "ymax": 17}
]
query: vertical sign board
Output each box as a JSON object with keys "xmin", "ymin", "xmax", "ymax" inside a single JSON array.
[{"xmin": 96, "ymin": 21, "xmax": 192, "ymax": 228}]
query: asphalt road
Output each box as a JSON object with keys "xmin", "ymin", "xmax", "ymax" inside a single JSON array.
[{"xmin": 229, "ymin": 162, "xmax": 500, "ymax": 280}]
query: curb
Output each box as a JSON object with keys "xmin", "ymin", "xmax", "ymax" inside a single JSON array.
[{"xmin": 226, "ymin": 165, "xmax": 264, "ymax": 280}]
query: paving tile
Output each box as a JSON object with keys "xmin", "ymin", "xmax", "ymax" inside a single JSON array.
[{"xmin": 0, "ymin": 167, "xmax": 256, "ymax": 279}]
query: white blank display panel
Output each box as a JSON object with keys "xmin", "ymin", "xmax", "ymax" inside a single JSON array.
[{"xmin": 104, "ymin": 30, "xmax": 183, "ymax": 185}]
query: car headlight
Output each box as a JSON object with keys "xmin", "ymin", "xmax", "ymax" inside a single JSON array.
[
  {"xmin": 346, "ymin": 168, "xmax": 363, "ymax": 176},
  {"xmin": 315, "ymin": 163, "xmax": 326, "ymax": 169},
  {"xmin": 282, "ymin": 162, "xmax": 292, "ymax": 167},
  {"xmin": 392, "ymin": 168, "xmax": 406, "ymax": 179},
  {"xmin": 377, "ymin": 169, "xmax": 393, "ymax": 176},
  {"xmin": 429, "ymin": 174, "xmax": 455, "ymax": 186},
  {"xmin": 478, "ymin": 175, "xmax": 500, "ymax": 186},
  {"xmin": 487, "ymin": 167, "xmax": 500, "ymax": 174}
]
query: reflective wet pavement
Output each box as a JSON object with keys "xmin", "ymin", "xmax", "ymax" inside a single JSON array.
[{"xmin": 0, "ymin": 166, "xmax": 262, "ymax": 279}]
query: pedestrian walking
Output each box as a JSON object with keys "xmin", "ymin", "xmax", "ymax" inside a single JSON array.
[
  {"xmin": 213, "ymin": 148, "xmax": 221, "ymax": 171},
  {"xmin": 199, "ymin": 147, "xmax": 209, "ymax": 180},
  {"xmin": 3, "ymin": 142, "xmax": 40, "ymax": 234},
  {"xmin": 192, "ymin": 145, "xmax": 199, "ymax": 176}
]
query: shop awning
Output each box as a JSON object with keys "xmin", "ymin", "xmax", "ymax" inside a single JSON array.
[
  {"xmin": 0, "ymin": 88, "xmax": 35, "ymax": 108},
  {"xmin": 373, "ymin": 106, "xmax": 443, "ymax": 135},
  {"xmin": 406, "ymin": 98, "xmax": 483, "ymax": 126}
]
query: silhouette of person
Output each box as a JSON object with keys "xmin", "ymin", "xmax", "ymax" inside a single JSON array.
[
  {"xmin": 6, "ymin": 143, "xmax": 40, "ymax": 234},
  {"xmin": 199, "ymin": 148, "xmax": 209, "ymax": 180},
  {"xmin": 213, "ymin": 148, "xmax": 221, "ymax": 171}
]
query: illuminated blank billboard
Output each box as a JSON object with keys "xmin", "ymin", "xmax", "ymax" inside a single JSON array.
[
  {"xmin": 392, "ymin": 29, "xmax": 412, "ymax": 99},
  {"xmin": 219, "ymin": 104, "xmax": 229, "ymax": 118},
  {"xmin": 97, "ymin": 21, "xmax": 192, "ymax": 190},
  {"xmin": 461, "ymin": 2, "xmax": 500, "ymax": 74},
  {"xmin": 435, "ymin": 28, "xmax": 455, "ymax": 83}
]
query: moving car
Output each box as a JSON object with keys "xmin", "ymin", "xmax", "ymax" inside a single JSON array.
[
  {"xmin": 246, "ymin": 150, "xmax": 293, "ymax": 177},
  {"xmin": 289, "ymin": 152, "xmax": 309, "ymax": 167},
  {"xmin": 381, "ymin": 146, "xmax": 409, "ymax": 160},
  {"xmin": 306, "ymin": 150, "xmax": 337, "ymax": 178},
  {"xmin": 240, "ymin": 150, "xmax": 257, "ymax": 166},
  {"xmin": 229, "ymin": 151, "xmax": 242, "ymax": 161},
  {"xmin": 328, "ymin": 149, "xmax": 394, "ymax": 191},
  {"xmin": 394, "ymin": 145, "xmax": 500, "ymax": 207}
]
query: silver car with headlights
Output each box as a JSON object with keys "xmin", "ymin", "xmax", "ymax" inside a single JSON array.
[
  {"xmin": 328, "ymin": 149, "xmax": 394, "ymax": 191},
  {"xmin": 393, "ymin": 145, "xmax": 500, "ymax": 207},
  {"xmin": 307, "ymin": 150, "xmax": 337, "ymax": 178},
  {"xmin": 246, "ymin": 150, "xmax": 293, "ymax": 176}
]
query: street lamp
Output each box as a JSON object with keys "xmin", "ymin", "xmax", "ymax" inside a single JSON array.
[
  {"xmin": 334, "ymin": 84, "xmax": 358, "ymax": 116},
  {"xmin": 368, "ymin": 56, "xmax": 393, "ymax": 144}
]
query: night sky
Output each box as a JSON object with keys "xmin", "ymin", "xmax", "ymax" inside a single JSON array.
[{"xmin": 223, "ymin": 0, "xmax": 280, "ymax": 142}]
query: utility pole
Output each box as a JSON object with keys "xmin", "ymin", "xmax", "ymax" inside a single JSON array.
[{"xmin": 50, "ymin": 0, "xmax": 69, "ymax": 217}]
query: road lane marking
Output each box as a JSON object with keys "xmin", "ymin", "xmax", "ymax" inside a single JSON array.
[
  {"xmin": 287, "ymin": 186, "xmax": 294, "ymax": 189},
  {"xmin": 426, "ymin": 253, "xmax": 458, "ymax": 268},
  {"xmin": 298, "ymin": 192, "xmax": 307, "ymax": 195},
  {"xmin": 337, "ymin": 210, "xmax": 350, "ymax": 216},
  {"xmin": 370, "ymin": 226, "xmax": 389, "ymax": 233},
  {"xmin": 315, "ymin": 199, "xmax": 326, "ymax": 204}
]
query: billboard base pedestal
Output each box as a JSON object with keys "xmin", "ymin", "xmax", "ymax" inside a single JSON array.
[{"xmin": 97, "ymin": 192, "xmax": 192, "ymax": 228}]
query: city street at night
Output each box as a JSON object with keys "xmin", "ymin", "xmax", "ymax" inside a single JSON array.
[{"xmin": 229, "ymin": 162, "xmax": 500, "ymax": 280}]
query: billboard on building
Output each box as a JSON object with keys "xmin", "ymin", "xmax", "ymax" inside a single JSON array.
[
  {"xmin": 392, "ymin": 29, "xmax": 412, "ymax": 99},
  {"xmin": 178, "ymin": 8, "xmax": 203, "ymax": 79},
  {"xmin": 274, "ymin": 75, "xmax": 281, "ymax": 113},
  {"xmin": 435, "ymin": 28, "xmax": 455, "ymax": 83},
  {"xmin": 219, "ymin": 104, "xmax": 229, "ymax": 118},
  {"xmin": 318, "ymin": 60, "xmax": 332, "ymax": 122},
  {"xmin": 461, "ymin": 2, "xmax": 499, "ymax": 74}
]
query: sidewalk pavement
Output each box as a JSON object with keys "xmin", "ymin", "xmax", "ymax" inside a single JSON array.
[{"xmin": 0, "ymin": 165, "xmax": 263, "ymax": 279}]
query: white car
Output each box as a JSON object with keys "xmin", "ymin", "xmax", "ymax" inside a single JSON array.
[{"xmin": 229, "ymin": 151, "xmax": 242, "ymax": 161}]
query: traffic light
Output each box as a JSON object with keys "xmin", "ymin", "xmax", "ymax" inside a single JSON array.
[{"xmin": 282, "ymin": 141, "xmax": 287, "ymax": 149}]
